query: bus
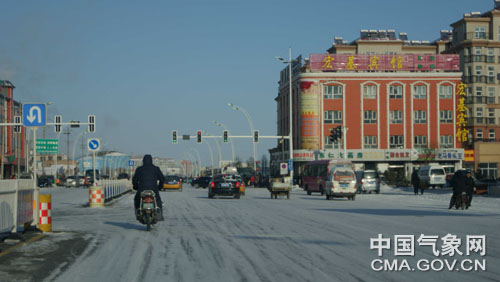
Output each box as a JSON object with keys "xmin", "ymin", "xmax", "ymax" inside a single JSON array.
[{"xmin": 300, "ymin": 160, "xmax": 354, "ymax": 195}]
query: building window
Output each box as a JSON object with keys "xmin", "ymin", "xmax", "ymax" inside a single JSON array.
[
  {"xmin": 324, "ymin": 110, "xmax": 342, "ymax": 124},
  {"xmin": 389, "ymin": 85, "xmax": 403, "ymax": 99},
  {"xmin": 364, "ymin": 136, "xmax": 377, "ymax": 149},
  {"xmin": 440, "ymin": 110, "xmax": 453, "ymax": 123},
  {"xmin": 476, "ymin": 86, "xmax": 483, "ymax": 103},
  {"xmin": 488, "ymin": 87, "xmax": 496, "ymax": 104},
  {"xmin": 439, "ymin": 85, "xmax": 452, "ymax": 99},
  {"xmin": 476, "ymin": 128, "xmax": 483, "ymax": 139},
  {"xmin": 324, "ymin": 136, "xmax": 339, "ymax": 149},
  {"xmin": 364, "ymin": 110, "xmax": 377, "ymax": 124},
  {"xmin": 440, "ymin": 135, "xmax": 453, "ymax": 148},
  {"xmin": 489, "ymin": 108, "xmax": 495, "ymax": 118},
  {"xmin": 413, "ymin": 85, "xmax": 426, "ymax": 99},
  {"xmin": 389, "ymin": 135, "xmax": 404, "ymax": 149},
  {"xmin": 474, "ymin": 46, "xmax": 482, "ymax": 55},
  {"xmin": 324, "ymin": 85, "xmax": 343, "ymax": 99},
  {"xmin": 488, "ymin": 48, "xmax": 495, "ymax": 62},
  {"xmin": 363, "ymin": 85, "xmax": 377, "ymax": 99},
  {"xmin": 476, "ymin": 66, "xmax": 482, "ymax": 76},
  {"xmin": 489, "ymin": 129, "xmax": 495, "ymax": 140},
  {"xmin": 414, "ymin": 110, "xmax": 427, "ymax": 124},
  {"xmin": 390, "ymin": 110, "xmax": 402, "ymax": 124},
  {"xmin": 474, "ymin": 27, "xmax": 486, "ymax": 39},
  {"xmin": 476, "ymin": 107, "xmax": 483, "ymax": 117},
  {"xmin": 414, "ymin": 136, "xmax": 427, "ymax": 148},
  {"xmin": 488, "ymin": 67, "xmax": 495, "ymax": 83},
  {"xmin": 478, "ymin": 163, "xmax": 498, "ymax": 179}
]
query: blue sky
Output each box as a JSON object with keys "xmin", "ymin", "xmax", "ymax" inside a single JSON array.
[{"xmin": 0, "ymin": 0, "xmax": 492, "ymax": 166}]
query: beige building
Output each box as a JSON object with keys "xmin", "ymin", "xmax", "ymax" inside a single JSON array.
[{"xmin": 444, "ymin": 1, "xmax": 500, "ymax": 179}]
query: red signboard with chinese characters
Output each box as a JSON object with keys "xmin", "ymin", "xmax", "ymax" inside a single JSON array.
[{"xmin": 309, "ymin": 54, "xmax": 460, "ymax": 72}]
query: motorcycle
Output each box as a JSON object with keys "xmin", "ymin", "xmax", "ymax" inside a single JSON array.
[
  {"xmin": 136, "ymin": 190, "xmax": 160, "ymax": 231},
  {"xmin": 455, "ymin": 192, "xmax": 468, "ymax": 210}
]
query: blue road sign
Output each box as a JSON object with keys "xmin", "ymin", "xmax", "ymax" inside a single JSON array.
[
  {"xmin": 23, "ymin": 103, "xmax": 46, "ymax": 127},
  {"xmin": 129, "ymin": 160, "xmax": 134, "ymax": 167},
  {"xmin": 288, "ymin": 158, "xmax": 293, "ymax": 171},
  {"xmin": 87, "ymin": 138, "xmax": 100, "ymax": 152}
]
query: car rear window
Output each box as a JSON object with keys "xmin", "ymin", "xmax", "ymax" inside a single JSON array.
[
  {"xmin": 335, "ymin": 171, "xmax": 354, "ymax": 177},
  {"xmin": 431, "ymin": 169, "xmax": 445, "ymax": 175},
  {"xmin": 363, "ymin": 171, "xmax": 378, "ymax": 178}
]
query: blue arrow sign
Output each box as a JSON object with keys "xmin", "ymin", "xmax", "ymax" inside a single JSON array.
[
  {"xmin": 23, "ymin": 103, "xmax": 46, "ymax": 127},
  {"xmin": 87, "ymin": 138, "xmax": 100, "ymax": 151},
  {"xmin": 129, "ymin": 160, "xmax": 134, "ymax": 166}
]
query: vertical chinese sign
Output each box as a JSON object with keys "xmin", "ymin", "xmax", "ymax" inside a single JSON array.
[
  {"xmin": 456, "ymin": 82, "xmax": 469, "ymax": 143},
  {"xmin": 300, "ymin": 81, "xmax": 320, "ymax": 150}
]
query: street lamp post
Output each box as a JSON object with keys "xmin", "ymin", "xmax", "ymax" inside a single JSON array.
[
  {"xmin": 227, "ymin": 103, "xmax": 257, "ymax": 174},
  {"xmin": 276, "ymin": 47, "xmax": 295, "ymax": 186},
  {"xmin": 212, "ymin": 120, "xmax": 235, "ymax": 164}
]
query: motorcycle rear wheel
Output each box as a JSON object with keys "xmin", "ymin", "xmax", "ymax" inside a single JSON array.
[{"xmin": 145, "ymin": 213, "xmax": 151, "ymax": 231}]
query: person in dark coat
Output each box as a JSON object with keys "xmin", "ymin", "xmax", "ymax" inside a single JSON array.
[
  {"xmin": 449, "ymin": 170, "xmax": 467, "ymax": 209},
  {"xmin": 411, "ymin": 170, "xmax": 420, "ymax": 195},
  {"xmin": 132, "ymin": 154, "xmax": 165, "ymax": 220},
  {"xmin": 464, "ymin": 171, "xmax": 475, "ymax": 208}
]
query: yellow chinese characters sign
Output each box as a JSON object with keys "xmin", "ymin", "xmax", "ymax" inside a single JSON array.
[{"xmin": 456, "ymin": 82, "xmax": 469, "ymax": 142}]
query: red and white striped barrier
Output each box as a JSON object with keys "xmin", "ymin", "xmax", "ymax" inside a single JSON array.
[
  {"xmin": 39, "ymin": 194, "xmax": 52, "ymax": 232},
  {"xmin": 89, "ymin": 186, "xmax": 104, "ymax": 207}
]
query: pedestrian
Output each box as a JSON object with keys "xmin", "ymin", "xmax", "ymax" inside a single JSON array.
[
  {"xmin": 449, "ymin": 170, "xmax": 466, "ymax": 209},
  {"xmin": 464, "ymin": 171, "xmax": 475, "ymax": 208},
  {"xmin": 411, "ymin": 170, "xmax": 420, "ymax": 195}
]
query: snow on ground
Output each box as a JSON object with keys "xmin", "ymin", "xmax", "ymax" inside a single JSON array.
[{"xmin": 3, "ymin": 185, "xmax": 499, "ymax": 282}]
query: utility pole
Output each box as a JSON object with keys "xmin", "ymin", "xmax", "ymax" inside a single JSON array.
[{"xmin": 63, "ymin": 128, "xmax": 70, "ymax": 176}]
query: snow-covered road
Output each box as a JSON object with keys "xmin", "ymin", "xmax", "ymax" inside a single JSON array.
[{"xmin": 1, "ymin": 184, "xmax": 499, "ymax": 282}]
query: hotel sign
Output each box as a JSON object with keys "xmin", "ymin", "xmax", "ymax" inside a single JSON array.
[
  {"xmin": 309, "ymin": 54, "xmax": 460, "ymax": 72},
  {"xmin": 292, "ymin": 149, "xmax": 464, "ymax": 162}
]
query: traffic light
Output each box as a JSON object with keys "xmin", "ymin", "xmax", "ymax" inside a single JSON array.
[
  {"xmin": 329, "ymin": 128, "xmax": 337, "ymax": 143},
  {"xmin": 54, "ymin": 115, "xmax": 62, "ymax": 133},
  {"xmin": 14, "ymin": 116, "xmax": 21, "ymax": 133},
  {"xmin": 197, "ymin": 130, "xmax": 202, "ymax": 143},
  {"xmin": 88, "ymin": 115, "xmax": 95, "ymax": 133},
  {"xmin": 172, "ymin": 130, "xmax": 178, "ymax": 144},
  {"xmin": 336, "ymin": 126, "xmax": 342, "ymax": 140},
  {"xmin": 223, "ymin": 130, "xmax": 228, "ymax": 143},
  {"xmin": 253, "ymin": 130, "xmax": 259, "ymax": 143}
]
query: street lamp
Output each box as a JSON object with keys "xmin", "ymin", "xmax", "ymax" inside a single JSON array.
[
  {"xmin": 276, "ymin": 47, "xmax": 294, "ymax": 186},
  {"xmin": 212, "ymin": 120, "xmax": 235, "ymax": 164},
  {"xmin": 227, "ymin": 103, "xmax": 257, "ymax": 174}
]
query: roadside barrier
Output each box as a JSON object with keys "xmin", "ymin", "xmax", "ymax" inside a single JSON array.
[
  {"xmin": 89, "ymin": 179, "xmax": 131, "ymax": 207},
  {"xmin": 0, "ymin": 180, "xmax": 34, "ymax": 234},
  {"xmin": 39, "ymin": 194, "xmax": 52, "ymax": 232}
]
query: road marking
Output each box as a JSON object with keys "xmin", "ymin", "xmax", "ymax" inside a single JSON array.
[{"xmin": 0, "ymin": 234, "xmax": 46, "ymax": 258}]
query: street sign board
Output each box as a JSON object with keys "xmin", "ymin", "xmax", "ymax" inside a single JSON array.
[
  {"xmin": 288, "ymin": 159, "xmax": 294, "ymax": 171},
  {"xmin": 36, "ymin": 139, "xmax": 58, "ymax": 154},
  {"xmin": 87, "ymin": 138, "xmax": 101, "ymax": 152},
  {"xmin": 23, "ymin": 103, "xmax": 46, "ymax": 127},
  {"xmin": 280, "ymin": 163, "xmax": 288, "ymax": 175},
  {"xmin": 129, "ymin": 160, "xmax": 134, "ymax": 166}
]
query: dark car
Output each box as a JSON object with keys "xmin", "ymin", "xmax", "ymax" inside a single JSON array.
[
  {"xmin": 38, "ymin": 176, "xmax": 52, "ymax": 188},
  {"xmin": 117, "ymin": 173, "xmax": 130, "ymax": 180},
  {"xmin": 198, "ymin": 176, "xmax": 212, "ymax": 188},
  {"xmin": 208, "ymin": 174, "xmax": 241, "ymax": 199}
]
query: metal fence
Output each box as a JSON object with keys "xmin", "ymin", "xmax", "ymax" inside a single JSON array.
[
  {"xmin": 100, "ymin": 179, "xmax": 132, "ymax": 202},
  {"xmin": 0, "ymin": 180, "xmax": 34, "ymax": 234}
]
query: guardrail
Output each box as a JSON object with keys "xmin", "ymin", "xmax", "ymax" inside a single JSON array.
[
  {"xmin": 0, "ymin": 180, "xmax": 34, "ymax": 234},
  {"xmin": 100, "ymin": 179, "xmax": 132, "ymax": 202}
]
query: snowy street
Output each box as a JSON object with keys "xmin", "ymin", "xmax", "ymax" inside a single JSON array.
[{"xmin": 1, "ymin": 184, "xmax": 499, "ymax": 282}]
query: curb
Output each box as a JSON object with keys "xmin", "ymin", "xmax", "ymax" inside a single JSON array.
[{"xmin": 0, "ymin": 233, "xmax": 46, "ymax": 258}]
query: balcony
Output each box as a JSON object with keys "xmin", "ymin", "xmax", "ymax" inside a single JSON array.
[
  {"xmin": 465, "ymin": 96, "xmax": 497, "ymax": 104},
  {"xmin": 464, "ymin": 55, "xmax": 486, "ymax": 63},
  {"xmin": 466, "ymin": 117, "xmax": 497, "ymax": 126},
  {"xmin": 487, "ymin": 56, "xmax": 496, "ymax": 63},
  {"xmin": 464, "ymin": 32, "xmax": 489, "ymax": 40}
]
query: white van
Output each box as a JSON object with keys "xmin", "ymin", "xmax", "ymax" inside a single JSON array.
[
  {"xmin": 417, "ymin": 165, "xmax": 446, "ymax": 188},
  {"xmin": 325, "ymin": 167, "xmax": 357, "ymax": 200}
]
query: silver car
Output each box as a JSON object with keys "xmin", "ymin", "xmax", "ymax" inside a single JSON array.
[{"xmin": 358, "ymin": 170, "xmax": 380, "ymax": 194}]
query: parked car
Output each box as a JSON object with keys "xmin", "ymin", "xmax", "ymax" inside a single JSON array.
[
  {"xmin": 65, "ymin": 175, "xmax": 79, "ymax": 188},
  {"xmin": 325, "ymin": 167, "xmax": 357, "ymax": 200},
  {"xmin": 358, "ymin": 170, "xmax": 381, "ymax": 194},
  {"xmin": 417, "ymin": 165, "xmax": 446, "ymax": 189},
  {"xmin": 208, "ymin": 174, "xmax": 241, "ymax": 199},
  {"xmin": 163, "ymin": 175, "xmax": 182, "ymax": 191},
  {"xmin": 475, "ymin": 178, "xmax": 498, "ymax": 195},
  {"xmin": 37, "ymin": 176, "xmax": 52, "ymax": 188}
]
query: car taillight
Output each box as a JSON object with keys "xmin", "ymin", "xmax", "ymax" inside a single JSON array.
[
  {"xmin": 211, "ymin": 182, "xmax": 215, "ymax": 188},
  {"xmin": 235, "ymin": 182, "xmax": 240, "ymax": 188},
  {"xmin": 144, "ymin": 197, "xmax": 153, "ymax": 203}
]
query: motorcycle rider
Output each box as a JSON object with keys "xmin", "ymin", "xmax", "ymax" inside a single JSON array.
[
  {"xmin": 132, "ymin": 154, "xmax": 165, "ymax": 220},
  {"xmin": 464, "ymin": 170, "xmax": 475, "ymax": 208},
  {"xmin": 448, "ymin": 170, "xmax": 468, "ymax": 209}
]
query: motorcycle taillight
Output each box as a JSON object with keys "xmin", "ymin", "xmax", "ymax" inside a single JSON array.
[
  {"xmin": 144, "ymin": 197, "xmax": 154, "ymax": 203},
  {"xmin": 235, "ymin": 182, "xmax": 240, "ymax": 188},
  {"xmin": 211, "ymin": 182, "xmax": 215, "ymax": 188}
]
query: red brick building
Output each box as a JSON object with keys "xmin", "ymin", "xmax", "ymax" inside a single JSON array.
[{"xmin": 271, "ymin": 30, "xmax": 464, "ymax": 179}]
